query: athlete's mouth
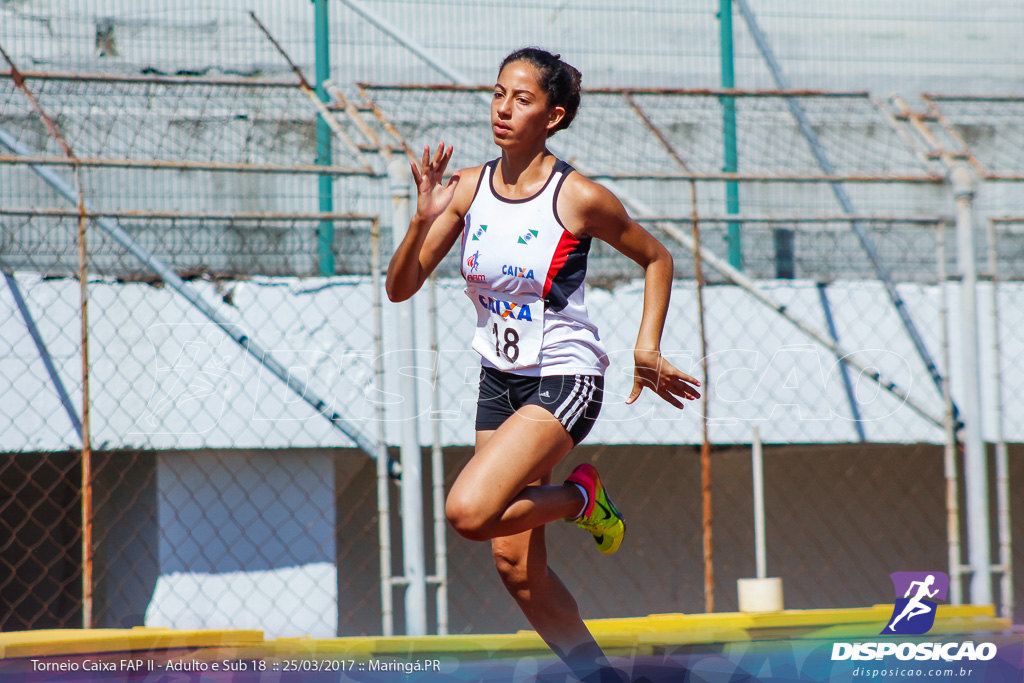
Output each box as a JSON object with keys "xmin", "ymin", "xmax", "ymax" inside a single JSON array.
[{"xmin": 493, "ymin": 122, "xmax": 511, "ymax": 135}]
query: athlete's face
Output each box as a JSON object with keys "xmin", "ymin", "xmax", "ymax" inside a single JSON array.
[{"xmin": 491, "ymin": 61, "xmax": 566, "ymax": 148}]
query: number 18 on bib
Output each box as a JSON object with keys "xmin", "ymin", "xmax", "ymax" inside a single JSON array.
[{"xmin": 469, "ymin": 289, "xmax": 544, "ymax": 371}]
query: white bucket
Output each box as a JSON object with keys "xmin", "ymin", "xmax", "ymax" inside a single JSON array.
[{"xmin": 737, "ymin": 577, "xmax": 784, "ymax": 613}]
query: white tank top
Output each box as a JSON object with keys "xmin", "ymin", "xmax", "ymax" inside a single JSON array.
[{"xmin": 461, "ymin": 158, "xmax": 609, "ymax": 377}]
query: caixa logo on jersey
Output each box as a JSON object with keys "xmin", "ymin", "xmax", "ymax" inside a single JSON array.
[
  {"xmin": 478, "ymin": 295, "xmax": 533, "ymax": 321},
  {"xmin": 501, "ymin": 264, "xmax": 535, "ymax": 280}
]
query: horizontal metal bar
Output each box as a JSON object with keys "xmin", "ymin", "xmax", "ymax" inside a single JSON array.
[
  {"xmin": 389, "ymin": 576, "xmax": 446, "ymax": 586},
  {"xmin": 587, "ymin": 171, "xmax": 942, "ymax": 183},
  {"xmin": 0, "ymin": 208, "xmax": 949, "ymax": 225},
  {"xmin": 0, "ymin": 207, "xmax": 378, "ymax": 221},
  {"xmin": 923, "ymin": 93, "xmax": 1024, "ymax": 103},
  {"xmin": 634, "ymin": 214, "xmax": 950, "ymax": 224},
  {"xmin": 982, "ymin": 174, "xmax": 1024, "ymax": 182},
  {"xmin": 0, "ymin": 69, "xmax": 299, "ymax": 88},
  {"xmin": 894, "ymin": 112, "xmax": 940, "ymax": 121},
  {"xmin": 356, "ymin": 82, "xmax": 871, "ymax": 98},
  {"xmin": 990, "ymin": 217, "xmax": 1024, "ymax": 224},
  {"xmin": 0, "ymin": 154, "xmax": 377, "ymax": 176}
]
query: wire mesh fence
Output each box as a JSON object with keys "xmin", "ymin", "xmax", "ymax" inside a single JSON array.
[
  {"xmin": 3, "ymin": 1, "xmax": 1023, "ymax": 93},
  {"xmin": 1, "ymin": 7, "xmax": 1023, "ymax": 639}
]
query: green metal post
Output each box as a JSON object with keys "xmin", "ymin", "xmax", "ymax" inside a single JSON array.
[
  {"xmin": 315, "ymin": 0, "xmax": 334, "ymax": 275},
  {"xmin": 719, "ymin": 0, "xmax": 742, "ymax": 269}
]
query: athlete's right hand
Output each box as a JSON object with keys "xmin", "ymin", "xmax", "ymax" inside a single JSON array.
[{"xmin": 411, "ymin": 142, "xmax": 460, "ymax": 222}]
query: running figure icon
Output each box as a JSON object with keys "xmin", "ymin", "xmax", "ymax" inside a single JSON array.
[{"xmin": 886, "ymin": 574, "xmax": 939, "ymax": 632}]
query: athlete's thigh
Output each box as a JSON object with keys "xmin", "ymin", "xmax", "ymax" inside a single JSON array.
[{"xmin": 451, "ymin": 405, "xmax": 574, "ymax": 511}]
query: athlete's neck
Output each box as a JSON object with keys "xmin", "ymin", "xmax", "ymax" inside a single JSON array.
[{"xmin": 495, "ymin": 148, "xmax": 555, "ymax": 199}]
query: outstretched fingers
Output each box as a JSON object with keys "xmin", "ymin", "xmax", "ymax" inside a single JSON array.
[{"xmin": 626, "ymin": 356, "xmax": 701, "ymax": 409}]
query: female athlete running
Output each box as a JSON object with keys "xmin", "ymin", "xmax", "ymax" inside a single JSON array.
[{"xmin": 386, "ymin": 47, "xmax": 701, "ymax": 676}]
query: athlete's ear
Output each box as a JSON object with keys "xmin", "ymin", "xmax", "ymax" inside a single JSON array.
[{"xmin": 546, "ymin": 105, "xmax": 566, "ymax": 134}]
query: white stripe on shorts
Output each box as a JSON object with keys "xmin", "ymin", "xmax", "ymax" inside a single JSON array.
[
  {"xmin": 554, "ymin": 375, "xmax": 583, "ymax": 421},
  {"xmin": 564, "ymin": 377, "xmax": 595, "ymax": 432}
]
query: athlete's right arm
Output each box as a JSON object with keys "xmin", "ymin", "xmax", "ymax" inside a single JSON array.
[{"xmin": 386, "ymin": 143, "xmax": 479, "ymax": 302}]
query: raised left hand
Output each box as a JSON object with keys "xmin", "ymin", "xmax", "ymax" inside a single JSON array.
[{"xmin": 626, "ymin": 350, "xmax": 701, "ymax": 409}]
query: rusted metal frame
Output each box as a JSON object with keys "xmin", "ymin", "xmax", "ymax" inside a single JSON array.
[
  {"xmin": 870, "ymin": 94, "xmax": 945, "ymax": 176},
  {"xmin": 688, "ymin": 178, "xmax": 714, "ymax": 614},
  {"xmin": 354, "ymin": 85, "xmax": 419, "ymax": 163},
  {"xmin": 324, "ymin": 81, "xmax": 409, "ymax": 165},
  {"xmin": 0, "ymin": 69, "xmax": 300, "ymax": 88},
  {"xmin": 1, "ymin": 41, "xmax": 94, "ymax": 630},
  {"xmin": 920, "ymin": 95, "xmax": 988, "ymax": 179},
  {"xmin": 248, "ymin": 12, "xmax": 372, "ymax": 173},
  {"xmin": 0, "ymin": 207, "xmax": 377, "ymax": 221},
  {"xmin": 356, "ymin": 82, "xmax": 871, "ymax": 98},
  {"xmin": 623, "ymin": 92, "xmax": 696, "ymax": 173},
  {"xmin": 889, "ymin": 95, "xmax": 969, "ymax": 173},
  {"xmin": 0, "ymin": 155, "xmax": 376, "ymax": 176}
]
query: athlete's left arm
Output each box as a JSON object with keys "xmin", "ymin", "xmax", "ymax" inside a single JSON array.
[{"xmin": 561, "ymin": 175, "xmax": 701, "ymax": 409}]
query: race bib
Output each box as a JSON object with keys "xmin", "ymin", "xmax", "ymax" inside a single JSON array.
[{"xmin": 467, "ymin": 288, "xmax": 544, "ymax": 370}]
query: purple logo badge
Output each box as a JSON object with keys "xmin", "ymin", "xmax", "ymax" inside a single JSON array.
[{"xmin": 882, "ymin": 571, "xmax": 949, "ymax": 635}]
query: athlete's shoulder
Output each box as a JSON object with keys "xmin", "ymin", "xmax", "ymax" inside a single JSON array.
[
  {"xmin": 558, "ymin": 168, "xmax": 619, "ymax": 207},
  {"xmin": 450, "ymin": 163, "xmax": 488, "ymax": 215},
  {"xmin": 556, "ymin": 167, "xmax": 629, "ymax": 236}
]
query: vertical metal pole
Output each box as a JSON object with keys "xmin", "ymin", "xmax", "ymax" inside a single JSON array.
[
  {"xmin": 751, "ymin": 427, "xmax": 766, "ymax": 580},
  {"xmin": 718, "ymin": 0, "xmax": 742, "ymax": 269},
  {"xmin": 427, "ymin": 277, "xmax": 449, "ymax": 636},
  {"xmin": 388, "ymin": 160, "xmax": 426, "ymax": 635},
  {"xmin": 371, "ymin": 218, "xmax": 394, "ymax": 636},
  {"xmin": 690, "ymin": 181, "xmax": 714, "ymax": 613},
  {"xmin": 3, "ymin": 272, "xmax": 83, "ymax": 440},
  {"xmin": 950, "ymin": 164, "xmax": 992, "ymax": 606},
  {"xmin": 75, "ymin": 167, "xmax": 93, "ymax": 629},
  {"xmin": 314, "ymin": 0, "xmax": 335, "ymax": 276},
  {"xmin": 938, "ymin": 222, "xmax": 963, "ymax": 606},
  {"xmin": 984, "ymin": 219, "xmax": 1012, "ymax": 619},
  {"xmin": 817, "ymin": 282, "xmax": 866, "ymax": 441}
]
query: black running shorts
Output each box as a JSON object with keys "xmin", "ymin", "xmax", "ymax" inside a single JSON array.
[{"xmin": 475, "ymin": 366, "xmax": 604, "ymax": 446}]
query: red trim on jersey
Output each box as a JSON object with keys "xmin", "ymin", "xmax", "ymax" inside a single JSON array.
[{"xmin": 543, "ymin": 229, "xmax": 580, "ymax": 298}]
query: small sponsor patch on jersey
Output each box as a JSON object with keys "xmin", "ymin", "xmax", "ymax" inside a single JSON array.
[{"xmin": 517, "ymin": 229, "xmax": 539, "ymax": 245}]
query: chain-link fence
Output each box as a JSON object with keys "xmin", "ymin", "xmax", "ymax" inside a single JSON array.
[
  {"xmin": 1, "ymin": 1, "xmax": 1022, "ymax": 640},
  {"xmin": 2, "ymin": 1, "xmax": 1023, "ymax": 93}
]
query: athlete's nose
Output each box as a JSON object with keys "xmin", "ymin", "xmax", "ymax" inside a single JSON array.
[{"xmin": 496, "ymin": 93, "xmax": 512, "ymax": 118}]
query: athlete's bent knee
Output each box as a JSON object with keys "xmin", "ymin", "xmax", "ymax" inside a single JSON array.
[
  {"xmin": 492, "ymin": 548, "xmax": 530, "ymax": 594},
  {"xmin": 445, "ymin": 493, "xmax": 494, "ymax": 542}
]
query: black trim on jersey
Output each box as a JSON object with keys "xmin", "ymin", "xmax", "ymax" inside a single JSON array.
[
  {"xmin": 551, "ymin": 159, "xmax": 575, "ymax": 230},
  {"xmin": 545, "ymin": 237, "xmax": 591, "ymax": 313},
  {"xmin": 488, "ymin": 158, "xmax": 562, "ymax": 204},
  {"xmin": 472, "ymin": 162, "xmax": 490, "ymax": 200}
]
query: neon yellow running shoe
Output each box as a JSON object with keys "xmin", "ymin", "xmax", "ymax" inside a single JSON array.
[{"xmin": 564, "ymin": 463, "xmax": 625, "ymax": 555}]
